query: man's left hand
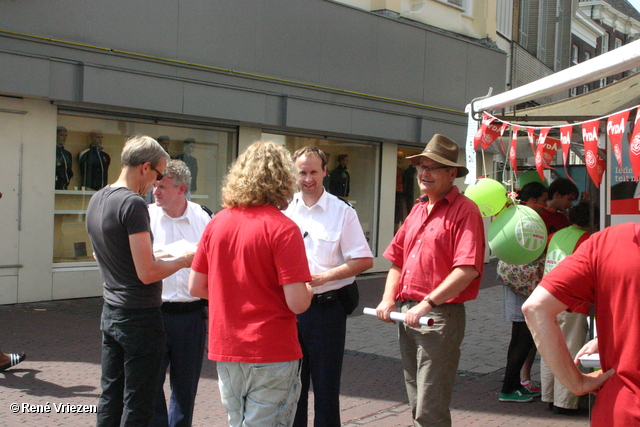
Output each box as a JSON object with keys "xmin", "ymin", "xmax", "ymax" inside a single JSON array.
[{"xmin": 404, "ymin": 301, "xmax": 431, "ymax": 327}]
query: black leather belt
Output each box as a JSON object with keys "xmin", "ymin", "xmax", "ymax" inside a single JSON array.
[
  {"xmin": 312, "ymin": 290, "xmax": 340, "ymax": 304},
  {"xmin": 161, "ymin": 299, "xmax": 206, "ymax": 314}
]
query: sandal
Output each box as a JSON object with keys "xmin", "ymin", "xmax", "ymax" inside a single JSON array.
[{"xmin": 0, "ymin": 352, "xmax": 26, "ymax": 372}]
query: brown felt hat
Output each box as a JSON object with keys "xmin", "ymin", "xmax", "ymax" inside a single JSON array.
[{"xmin": 406, "ymin": 134, "xmax": 469, "ymax": 178}]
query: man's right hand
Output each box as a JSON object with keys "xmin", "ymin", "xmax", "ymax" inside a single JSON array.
[
  {"xmin": 375, "ymin": 300, "xmax": 396, "ymax": 324},
  {"xmin": 573, "ymin": 368, "xmax": 614, "ymax": 396}
]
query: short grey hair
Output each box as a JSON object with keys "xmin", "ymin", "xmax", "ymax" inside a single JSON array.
[
  {"xmin": 163, "ymin": 159, "xmax": 192, "ymax": 189},
  {"xmin": 121, "ymin": 135, "xmax": 169, "ymax": 168}
]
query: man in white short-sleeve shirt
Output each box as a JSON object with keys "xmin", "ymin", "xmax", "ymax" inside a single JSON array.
[
  {"xmin": 148, "ymin": 159, "xmax": 211, "ymax": 427},
  {"xmin": 285, "ymin": 146, "xmax": 373, "ymax": 427}
]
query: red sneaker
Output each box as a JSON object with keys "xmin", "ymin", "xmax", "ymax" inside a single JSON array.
[{"xmin": 521, "ymin": 380, "xmax": 541, "ymax": 393}]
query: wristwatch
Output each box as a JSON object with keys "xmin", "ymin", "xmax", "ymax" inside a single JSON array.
[{"xmin": 424, "ymin": 295, "xmax": 438, "ymax": 308}]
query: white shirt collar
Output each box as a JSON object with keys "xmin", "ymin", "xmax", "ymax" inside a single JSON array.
[
  {"xmin": 158, "ymin": 203, "xmax": 191, "ymax": 223},
  {"xmin": 292, "ymin": 188, "xmax": 329, "ymax": 212}
]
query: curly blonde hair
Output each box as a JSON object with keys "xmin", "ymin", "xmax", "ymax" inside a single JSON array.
[{"xmin": 222, "ymin": 141, "xmax": 296, "ymax": 210}]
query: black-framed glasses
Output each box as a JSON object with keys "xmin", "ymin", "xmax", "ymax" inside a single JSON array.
[
  {"xmin": 416, "ymin": 164, "xmax": 452, "ymax": 174},
  {"xmin": 151, "ymin": 166, "xmax": 164, "ymax": 181}
]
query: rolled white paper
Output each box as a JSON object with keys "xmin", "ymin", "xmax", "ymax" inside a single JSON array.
[
  {"xmin": 578, "ymin": 353, "xmax": 601, "ymax": 369},
  {"xmin": 362, "ymin": 307, "xmax": 434, "ymax": 326}
]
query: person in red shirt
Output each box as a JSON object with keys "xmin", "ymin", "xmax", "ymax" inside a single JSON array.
[
  {"xmin": 539, "ymin": 177, "xmax": 578, "ymax": 234},
  {"xmin": 375, "ymin": 134, "xmax": 485, "ymax": 426},
  {"xmin": 189, "ymin": 141, "xmax": 313, "ymax": 427},
  {"xmin": 522, "ymin": 222, "xmax": 640, "ymax": 426}
]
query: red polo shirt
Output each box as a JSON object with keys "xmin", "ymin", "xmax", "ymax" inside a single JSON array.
[{"xmin": 384, "ymin": 186, "xmax": 485, "ymax": 303}]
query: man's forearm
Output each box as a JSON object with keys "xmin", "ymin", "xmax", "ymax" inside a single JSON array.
[
  {"xmin": 428, "ymin": 266, "xmax": 478, "ymax": 305},
  {"xmin": 403, "ymin": 266, "xmax": 477, "ymax": 327},
  {"xmin": 523, "ymin": 287, "xmax": 613, "ymax": 395},
  {"xmin": 310, "ymin": 257, "xmax": 373, "ymax": 287},
  {"xmin": 375, "ymin": 264, "xmax": 401, "ymax": 323}
]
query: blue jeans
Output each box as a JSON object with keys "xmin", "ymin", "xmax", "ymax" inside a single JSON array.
[
  {"xmin": 97, "ymin": 303, "xmax": 165, "ymax": 427},
  {"xmin": 293, "ymin": 299, "xmax": 346, "ymax": 427},
  {"xmin": 149, "ymin": 308, "xmax": 207, "ymax": 427},
  {"xmin": 217, "ymin": 360, "xmax": 301, "ymax": 427}
]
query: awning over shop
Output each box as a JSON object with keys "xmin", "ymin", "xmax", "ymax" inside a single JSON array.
[{"xmin": 497, "ymin": 71, "xmax": 640, "ymax": 127}]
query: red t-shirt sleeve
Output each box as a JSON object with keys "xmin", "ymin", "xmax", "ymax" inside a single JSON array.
[
  {"xmin": 191, "ymin": 221, "xmax": 211, "ymax": 275},
  {"xmin": 272, "ymin": 221, "xmax": 312, "ymax": 285}
]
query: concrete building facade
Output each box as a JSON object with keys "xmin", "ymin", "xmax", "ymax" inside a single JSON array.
[{"xmin": 0, "ymin": 0, "xmax": 505, "ymax": 304}]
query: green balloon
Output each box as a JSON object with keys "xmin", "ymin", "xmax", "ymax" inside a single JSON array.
[
  {"xmin": 518, "ymin": 170, "xmax": 548, "ymax": 188},
  {"xmin": 488, "ymin": 204, "xmax": 548, "ymax": 265},
  {"xmin": 464, "ymin": 178, "xmax": 508, "ymax": 217}
]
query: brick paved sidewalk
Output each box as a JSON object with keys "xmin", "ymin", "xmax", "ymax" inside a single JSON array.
[{"xmin": 0, "ymin": 267, "xmax": 591, "ymax": 426}]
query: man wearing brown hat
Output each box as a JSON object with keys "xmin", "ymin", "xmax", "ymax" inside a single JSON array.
[{"xmin": 376, "ymin": 134, "xmax": 485, "ymax": 426}]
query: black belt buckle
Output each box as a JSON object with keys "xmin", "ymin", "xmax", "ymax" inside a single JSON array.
[{"xmin": 315, "ymin": 290, "xmax": 339, "ymax": 304}]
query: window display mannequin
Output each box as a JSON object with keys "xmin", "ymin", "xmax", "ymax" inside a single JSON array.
[
  {"xmin": 175, "ymin": 138, "xmax": 198, "ymax": 192},
  {"xmin": 55, "ymin": 126, "xmax": 73, "ymax": 190},
  {"xmin": 329, "ymin": 153, "xmax": 350, "ymax": 197},
  {"xmin": 78, "ymin": 130, "xmax": 111, "ymax": 191}
]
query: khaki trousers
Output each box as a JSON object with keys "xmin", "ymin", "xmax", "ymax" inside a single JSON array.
[
  {"xmin": 399, "ymin": 301, "xmax": 465, "ymax": 427},
  {"xmin": 540, "ymin": 311, "xmax": 588, "ymax": 409}
]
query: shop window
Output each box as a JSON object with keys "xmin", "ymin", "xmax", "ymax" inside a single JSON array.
[
  {"xmin": 262, "ymin": 132, "xmax": 379, "ymax": 254},
  {"xmin": 54, "ymin": 114, "xmax": 235, "ymax": 263},
  {"xmin": 395, "ymin": 147, "xmax": 424, "ymax": 233}
]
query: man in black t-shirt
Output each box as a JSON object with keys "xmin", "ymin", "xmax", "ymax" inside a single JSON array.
[{"xmin": 86, "ymin": 135, "xmax": 194, "ymax": 426}]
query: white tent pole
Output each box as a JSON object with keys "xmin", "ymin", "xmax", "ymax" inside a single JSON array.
[{"xmin": 471, "ymin": 38, "xmax": 640, "ymax": 115}]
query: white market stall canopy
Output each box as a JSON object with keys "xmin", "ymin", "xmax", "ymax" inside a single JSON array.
[
  {"xmin": 465, "ymin": 39, "xmax": 640, "ymax": 189},
  {"xmin": 469, "ymin": 39, "xmax": 640, "ymax": 117},
  {"xmin": 465, "ymin": 39, "xmax": 640, "ymax": 224}
]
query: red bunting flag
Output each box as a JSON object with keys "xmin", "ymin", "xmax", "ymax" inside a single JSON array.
[
  {"xmin": 473, "ymin": 113, "xmax": 503, "ymax": 150},
  {"xmin": 535, "ymin": 127, "xmax": 551, "ymax": 180},
  {"xmin": 510, "ymin": 125, "xmax": 520, "ymax": 174},
  {"xmin": 476, "ymin": 104, "xmax": 640, "ymax": 186},
  {"xmin": 582, "ymin": 120, "xmax": 605, "ymax": 188},
  {"xmin": 607, "ymin": 109, "xmax": 630, "ymax": 170},
  {"xmin": 542, "ymin": 137, "xmax": 560, "ymax": 166},
  {"xmin": 526, "ymin": 127, "xmax": 537, "ymax": 156},
  {"xmin": 559, "ymin": 125, "xmax": 575, "ymax": 182},
  {"xmin": 628, "ymin": 107, "xmax": 640, "ymax": 180}
]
